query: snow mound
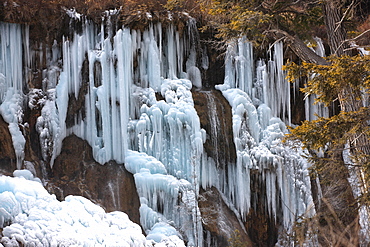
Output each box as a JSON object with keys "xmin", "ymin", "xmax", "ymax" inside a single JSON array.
[{"xmin": 0, "ymin": 173, "xmax": 184, "ymax": 246}]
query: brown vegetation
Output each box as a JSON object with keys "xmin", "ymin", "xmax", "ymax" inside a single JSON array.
[
  {"xmin": 0, "ymin": 0, "xmax": 204, "ymax": 24},
  {"xmin": 0, "ymin": 0, "xmax": 207, "ymax": 43}
]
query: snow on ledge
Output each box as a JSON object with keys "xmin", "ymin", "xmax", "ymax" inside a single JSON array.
[{"xmin": 0, "ymin": 172, "xmax": 185, "ymax": 246}]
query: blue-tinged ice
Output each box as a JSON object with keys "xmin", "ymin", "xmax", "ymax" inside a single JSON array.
[{"xmin": 305, "ymin": 37, "xmax": 330, "ymax": 121}]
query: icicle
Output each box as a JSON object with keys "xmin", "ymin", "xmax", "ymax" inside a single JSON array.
[{"xmin": 0, "ymin": 22, "xmax": 30, "ymax": 168}]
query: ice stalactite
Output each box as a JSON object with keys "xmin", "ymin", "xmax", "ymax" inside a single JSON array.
[
  {"xmin": 222, "ymin": 37, "xmax": 253, "ymax": 95},
  {"xmin": 0, "ymin": 22, "xmax": 28, "ymax": 169},
  {"xmin": 305, "ymin": 37, "xmax": 330, "ymax": 121},
  {"xmin": 220, "ymin": 40, "xmax": 291, "ymax": 124}
]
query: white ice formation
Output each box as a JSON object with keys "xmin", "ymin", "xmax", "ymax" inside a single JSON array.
[
  {"xmin": 0, "ymin": 11, "xmax": 317, "ymax": 246},
  {"xmin": 213, "ymin": 39, "xmax": 315, "ymax": 228}
]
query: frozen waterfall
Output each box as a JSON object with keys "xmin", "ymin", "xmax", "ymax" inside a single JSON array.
[{"xmin": 0, "ymin": 14, "xmax": 317, "ymax": 246}]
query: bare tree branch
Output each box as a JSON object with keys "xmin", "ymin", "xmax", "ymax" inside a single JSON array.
[
  {"xmin": 266, "ymin": 29, "xmax": 329, "ymax": 65},
  {"xmin": 334, "ymin": 0, "xmax": 356, "ymax": 33}
]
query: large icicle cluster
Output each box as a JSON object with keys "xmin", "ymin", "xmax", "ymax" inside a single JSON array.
[
  {"xmin": 38, "ymin": 16, "xmax": 205, "ymax": 168},
  {"xmin": 0, "ymin": 15, "xmax": 207, "ymax": 246},
  {"xmin": 214, "ymin": 39, "xmax": 315, "ymax": 229}
]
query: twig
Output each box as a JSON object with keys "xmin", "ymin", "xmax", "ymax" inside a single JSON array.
[
  {"xmin": 335, "ymin": 29, "xmax": 370, "ymax": 54},
  {"xmin": 334, "ymin": 0, "xmax": 356, "ymax": 33}
]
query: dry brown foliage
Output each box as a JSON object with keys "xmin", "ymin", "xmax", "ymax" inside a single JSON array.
[
  {"xmin": 0, "ymin": 0, "xmax": 206, "ymax": 43},
  {"xmin": 294, "ymin": 198, "xmax": 362, "ymax": 247},
  {"xmin": 0, "ymin": 0, "xmax": 203, "ymax": 23}
]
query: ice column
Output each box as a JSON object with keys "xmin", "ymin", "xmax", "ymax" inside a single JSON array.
[
  {"xmin": 305, "ymin": 37, "xmax": 329, "ymax": 121},
  {"xmin": 0, "ymin": 22, "xmax": 24, "ymax": 96},
  {"xmin": 265, "ymin": 42, "xmax": 291, "ymax": 124},
  {"xmin": 0, "ymin": 22, "xmax": 28, "ymax": 168},
  {"xmin": 222, "ymin": 37, "xmax": 253, "ymax": 93}
]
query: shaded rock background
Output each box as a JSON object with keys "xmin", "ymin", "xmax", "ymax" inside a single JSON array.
[{"xmin": 193, "ymin": 89, "xmax": 236, "ymax": 169}]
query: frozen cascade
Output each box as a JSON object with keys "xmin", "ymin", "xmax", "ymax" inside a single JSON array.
[
  {"xmin": 126, "ymin": 77, "xmax": 204, "ymax": 246},
  {"xmin": 0, "ymin": 15, "xmax": 319, "ymax": 246},
  {"xmin": 52, "ymin": 16, "xmax": 203, "ymax": 246},
  {"xmin": 215, "ymin": 37, "xmax": 315, "ymax": 230},
  {"xmin": 0, "ymin": 15, "xmax": 204, "ymax": 246}
]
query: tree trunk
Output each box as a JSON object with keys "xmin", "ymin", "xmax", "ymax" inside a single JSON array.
[
  {"xmin": 269, "ymin": 29, "xmax": 330, "ymax": 65},
  {"xmin": 323, "ymin": 1, "xmax": 369, "ymax": 245},
  {"xmin": 324, "ymin": 0, "xmax": 370, "ymax": 172},
  {"xmin": 323, "ymin": 0, "xmax": 348, "ymax": 56}
]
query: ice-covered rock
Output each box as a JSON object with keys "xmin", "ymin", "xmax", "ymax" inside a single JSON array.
[{"xmin": 0, "ymin": 174, "xmax": 185, "ymax": 247}]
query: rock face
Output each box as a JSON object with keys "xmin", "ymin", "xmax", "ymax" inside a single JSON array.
[
  {"xmin": 199, "ymin": 187, "xmax": 253, "ymax": 247},
  {"xmin": 0, "ymin": 115, "xmax": 17, "ymax": 176},
  {"xmin": 47, "ymin": 134, "xmax": 141, "ymax": 225},
  {"xmin": 245, "ymin": 171, "xmax": 278, "ymax": 247},
  {"xmin": 193, "ymin": 89, "xmax": 236, "ymax": 169}
]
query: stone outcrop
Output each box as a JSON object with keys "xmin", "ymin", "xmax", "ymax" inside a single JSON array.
[
  {"xmin": 193, "ymin": 89, "xmax": 236, "ymax": 169},
  {"xmin": 47, "ymin": 134, "xmax": 141, "ymax": 225},
  {"xmin": 0, "ymin": 115, "xmax": 17, "ymax": 176},
  {"xmin": 199, "ymin": 187, "xmax": 253, "ymax": 247}
]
